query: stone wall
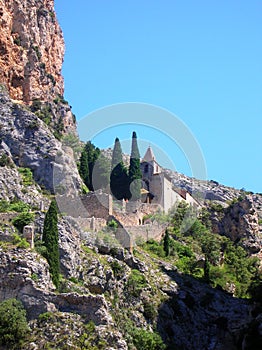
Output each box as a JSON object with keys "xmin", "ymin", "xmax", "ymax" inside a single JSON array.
[
  {"xmin": 56, "ymin": 192, "xmax": 113, "ymax": 219},
  {"xmin": 107, "ymin": 215, "xmax": 132, "ymax": 251},
  {"xmin": 126, "ymin": 222, "xmax": 167, "ymax": 243},
  {"xmin": 76, "ymin": 217, "xmax": 107, "ymax": 232},
  {"xmin": 81, "ymin": 192, "xmax": 112, "ymax": 219}
]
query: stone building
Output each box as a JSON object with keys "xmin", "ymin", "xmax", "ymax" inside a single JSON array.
[{"xmin": 140, "ymin": 146, "xmax": 200, "ymax": 212}]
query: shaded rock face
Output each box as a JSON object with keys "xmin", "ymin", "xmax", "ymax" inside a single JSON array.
[
  {"xmin": 0, "ymin": 93, "xmax": 82, "ymax": 193},
  {"xmin": 157, "ymin": 272, "xmax": 253, "ymax": 350},
  {"xmin": 0, "ymin": 0, "xmax": 64, "ymax": 104},
  {"xmin": 211, "ymin": 195, "xmax": 262, "ymax": 255}
]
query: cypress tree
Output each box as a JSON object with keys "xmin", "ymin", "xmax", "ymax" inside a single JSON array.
[
  {"xmin": 79, "ymin": 149, "xmax": 89, "ymax": 188},
  {"xmin": 84, "ymin": 141, "xmax": 100, "ymax": 191},
  {"xmin": 163, "ymin": 229, "xmax": 170, "ymax": 257},
  {"xmin": 78, "ymin": 141, "xmax": 101, "ymax": 191},
  {"xmin": 111, "ymin": 137, "xmax": 122, "ymax": 170},
  {"xmin": 42, "ymin": 200, "xmax": 60, "ymax": 288},
  {"xmin": 128, "ymin": 131, "xmax": 142, "ymax": 201},
  {"xmin": 110, "ymin": 138, "xmax": 130, "ymax": 199}
]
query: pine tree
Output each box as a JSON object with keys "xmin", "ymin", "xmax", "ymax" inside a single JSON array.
[
  {"xmin": 110, "ymin": 137, "xmax": 130, "ymax": 199},
  {"xmin": 128, "ymin": 131, "xmax": 142, "ymax": 201},
  {"xmin": 163, "ymin": 229, "xmax": 170, "ymax": 257},
  {"xmin": 42, "ymin": 200, "xmax": 60, "ymax": 288}
]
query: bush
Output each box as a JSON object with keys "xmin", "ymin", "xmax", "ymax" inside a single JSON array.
[
  {"xmin": 0, "ymin": 298, "xmax": 29, "ymax": 347},
  {"xmin": 127, "ymin": 269, "xmax": 147, "ymax": 297},
  {"xmin": 18, "ymin": 167, "xmax": 33, "ymax": 186},
  {"xmin": 0, "ymin": 153, "xmax": 12, "ymax": 167},
  {"xmin": 143, "ymin": 239, "xmax": 165, "ymax": 258},
  {"xmin": 0, "ymin": 199, "xmax": 30, "ymax": 213},
  {"xmin": 143, "ymin": 301, "xmax": 157, "ymax": 321},
  {"xmin": 107, "ymin": 219, "xmax": 118, "ymax": 230},
  {"xmin": 132, "ymin": 328, "xmax": 165, "ymax": 350},
  {"xmin": 110, "ymin": 260, "xmax": 125, "ymax": 278},
  {"xmin": 12, "ymin": 233, "xmax": 30, "ymax": 249},
  {"xmin": 12, "ymin": 212, "xmax": 35, "ymax": 232}
]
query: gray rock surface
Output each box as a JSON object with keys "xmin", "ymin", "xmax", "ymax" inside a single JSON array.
[{"xmin": 0, "ymin": 92, "xmax": 82, "ymax": 193}]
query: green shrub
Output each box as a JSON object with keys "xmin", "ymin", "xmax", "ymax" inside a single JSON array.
[
  {"xmin": 31, "ymin": 273, "xmax": 39, "ymax": 281},
  {"xmin": 110, "ymin": 260, "xmax": 125, "ymax": 278},
  {"xmin": 143, "ymin": 239, "xmax": 165, "ymax": 258},
  {"xmin": 18, "ymin": 167, "xmax": 33, "ymax": 186},
  {"xmin": 0, "ymin": 298, "xmax": 29, "ymax": 347},
  {"xmin": 143, "ymin": 301, "xmax": 157, "ymax": 321},
  {"xmin": 12, "ymin": 233, "xmax": 30, "ymax": 249},
  {"xmin": 107, "ymin": 219, "xmax": 118, "ymax": 230},
  {"xmin": 12, "ymin": 212, "xmax": 35, "ymax": 232},
  {"xmin": 0, "ymin": 153, "xmax": 12, "ymax": 167},
  {"xmin": 0, "ymin": 199, "xmax": 30, "ymax": 213},
  {"xmin": 38, "ymin": 311, "xmax": 55, "ymax": 322},
  {"xmin": 0, "ymin": 200, "xmax": 10, "ymax": 212},
  {"xmin": 127, "ymin": 269, "xmax": 147, "ymax": 297},
  {"xmin": 132, "ymin": 328, "xmax": 165, "ymax": 350}
]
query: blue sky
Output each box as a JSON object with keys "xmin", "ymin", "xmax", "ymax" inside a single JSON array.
[{"xmin": 55, "ymin": 0, "xmax": 262, "ymax": 193}]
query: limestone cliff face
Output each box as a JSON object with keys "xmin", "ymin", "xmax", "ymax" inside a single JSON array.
[
  {"xmin": 0, "ymin": 0, "xmax": 64, "ymax": 104},
  {"xmin": 209, "ymin": 195, "xmax": 262, "ymax": 256}
]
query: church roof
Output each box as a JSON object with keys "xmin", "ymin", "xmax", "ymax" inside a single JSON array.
[{"xmin": 143, "ymin": 146, "xmax": 156, "ymax": 162}]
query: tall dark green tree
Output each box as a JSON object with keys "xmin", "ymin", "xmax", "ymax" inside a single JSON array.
[
  {"xmin": 79, "ymin": 149, "xmax": 89, "ymax": 187},
  {"xmin": 42, "ymin": 200, "xmax": 60, "ymax": 288},
  {"xmin": 110, "ymin": 138, "xmax": 130, "ymax": 199},
  {"xmin": 78, "ymin": 141, "xmax": 100, "ymax": 191},
  {"xmin": 111, "ymin": 137, "xmax": 122, "ymax": 170},
  {"xmin": 163, "ymin": 229, "xmax": 170, "ymax": 257},
  {"xmin": 128, "ymin": 132, "xmax": 142, "ymax": 201}
]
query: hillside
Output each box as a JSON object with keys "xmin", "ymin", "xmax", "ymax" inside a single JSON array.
[{"xmin": 0, "ymin": 1, "xmax": 261, "ymax": 349}]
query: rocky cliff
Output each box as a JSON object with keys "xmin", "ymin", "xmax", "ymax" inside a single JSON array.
[
  {"xmin": 0, "ymin": 91, "xmax": 82, "ymax": 192},
  {"xmin": 0, "ymin": 1, "xmax": 261, "ymax": 349},
  {"xmin": 0, "ymin": 0, "xmax": 76, "ymax": 134},
  {"xmin": 0, "ymin": 0, "xmax": 63, "ymax": 104}
]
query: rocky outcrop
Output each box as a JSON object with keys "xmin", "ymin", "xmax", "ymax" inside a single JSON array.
[
  {"xmin": 165, "ymin": 169, "xmax": 242, "ymax": 203},
  {"xmin": 0, "ymin": 247, "xmax": 112, "ymax": 325},
  {"xmin": 0, "ymin": 92, "xmax": 82, "ymax": 193},
  {"xmin": 0, "ymin": 0, "xmax": 64, "ymax": 104},
  {"xmin": 210, "ymin": 195, "xmax": 262, "ymax": 255}
]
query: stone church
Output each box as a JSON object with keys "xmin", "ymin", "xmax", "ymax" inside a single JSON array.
[{"xmin": 140, "ymin": 147, "xmax": 200, "ymax": 213}]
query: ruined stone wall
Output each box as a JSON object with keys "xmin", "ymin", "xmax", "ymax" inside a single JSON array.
[
  {"xmin": 76, "ymin": 217, "xmax": 107, "ymax": 232},
  {"xmin": 81, "ymin": 192, "xmax": 112, "ymax": 219},
  {"xmin": 56, "ymin": 192, "xmax": 112, "ymax": 219},
  {"xmin": 126, "ymin": 223, "xmax": 167, "ymax": 243}
]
